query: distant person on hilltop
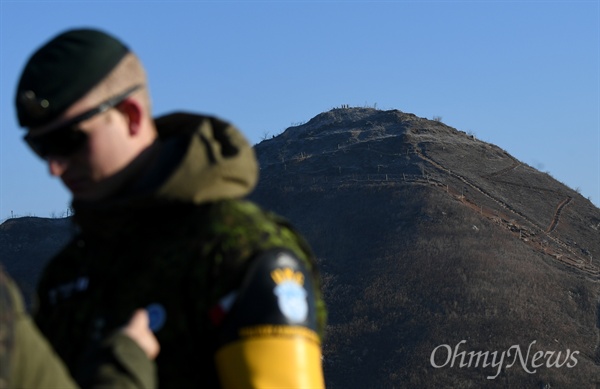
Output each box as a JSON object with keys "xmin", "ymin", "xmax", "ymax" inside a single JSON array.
[
  {"xmin": 14, "ymin": 28, "xmax": 326, "ymax": 388},
  {"xmin": 0, "ymin": 265, "xmax": 159, "ymax": 389}
]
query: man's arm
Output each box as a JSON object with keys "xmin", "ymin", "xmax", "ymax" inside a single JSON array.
[{"xmin": 213, "ymin": 249, "xmax": 325, "ymax": 389}]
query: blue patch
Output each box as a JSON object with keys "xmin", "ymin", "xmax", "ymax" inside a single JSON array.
[
  {"xmin": 146, "ymin": 303, "xmax": 166, "ymax": 332},
  {"xmin": 273, "ymin": 282, "xmax": 308, "ymax": 323}
]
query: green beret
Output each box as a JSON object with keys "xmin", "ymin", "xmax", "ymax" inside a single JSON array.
[{"xmin": 15, "ymin": 28, "xmax": 130, "ymax": 128}]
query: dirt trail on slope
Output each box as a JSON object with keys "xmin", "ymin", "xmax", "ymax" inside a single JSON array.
[
  {"xmin": 412, "ymin": 146, "xmax": 598, "ymax": 277},
  {"xmin": 546, "ymin": 196, "xmax": 573, "ymax": 233}
]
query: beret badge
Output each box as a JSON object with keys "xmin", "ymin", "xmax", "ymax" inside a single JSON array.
[{"xmin": 19, "ymin": 90, "xmax": 50, "ymax": 122}]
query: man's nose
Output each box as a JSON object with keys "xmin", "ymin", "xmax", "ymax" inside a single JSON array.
[{"xmin": 47, "ymin": 156, "xmax": 69, "ymax": 176}]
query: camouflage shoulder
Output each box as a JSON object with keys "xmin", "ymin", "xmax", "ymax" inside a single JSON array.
[
  {"xmin": 206, "ymin": 199, "xmax": 314, "ymax": 265},
  {"xmin": 196, "ymin": 200, "xmax": 327, "ymax": 338}
]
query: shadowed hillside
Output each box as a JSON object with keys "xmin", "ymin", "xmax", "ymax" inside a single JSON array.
[
  {"xmin": 249, "ymin": 107, "xmax": 600, "ymax": 388},
  {"xmin": 2, "ymin": 107, "xmax": 599, "ymax": 388},
  {"xmin": 0, "ymin": 217, "xmax": 75, "ymax": 306}
]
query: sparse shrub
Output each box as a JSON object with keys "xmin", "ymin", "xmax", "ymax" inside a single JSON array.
[
  {"xmin": 294, "ymin": 152, "xmax": 311, "ymax": 161},
  {"xmin": 260, "ymin": 131, "xmax": 270, "ymax": 141}
]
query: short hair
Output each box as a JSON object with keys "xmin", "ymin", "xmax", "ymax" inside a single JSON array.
[{"xmin": 86, "ymin": 52, "xmax": 153, "ymax": 118}]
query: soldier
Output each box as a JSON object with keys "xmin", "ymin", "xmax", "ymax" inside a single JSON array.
[
  {"xmin": 15, "ymin": 28, "xmax": 327, "ymax": 388},
  {"xmin": 0, "ymin": 266, "xmax": 159, "ymax": 389}
]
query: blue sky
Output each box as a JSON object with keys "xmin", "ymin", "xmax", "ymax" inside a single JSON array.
[{"xmin": 1, "ymin": 1, "xmax": 599, "ymax": 221}]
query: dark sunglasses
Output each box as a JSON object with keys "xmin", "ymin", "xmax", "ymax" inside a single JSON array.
[{"xmin": 24, "ymin": 84, "xmax": 143, "ymax": 159}]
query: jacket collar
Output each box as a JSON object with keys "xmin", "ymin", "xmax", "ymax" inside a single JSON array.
[{"xmin": 72, "ymin": 112, "xmax": 258, "ymax": 235}]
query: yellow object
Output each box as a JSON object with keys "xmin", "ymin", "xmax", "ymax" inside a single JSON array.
[{"xmin": 216, "ymin": 325, "xmax": 325, "ymax": 389}]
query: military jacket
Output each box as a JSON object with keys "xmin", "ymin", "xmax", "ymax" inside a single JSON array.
[
  {"xmin": 1, "ymin": 266, "xmax": 157, "ymax": 389},
  {"xmin": 34, "ymin": 113, "xmax": 326, "ymax": 388}
]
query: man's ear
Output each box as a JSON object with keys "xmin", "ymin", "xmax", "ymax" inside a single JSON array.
[{"xmin": 118, "ymin": 98, "xmax": 142, "ymax": 135}]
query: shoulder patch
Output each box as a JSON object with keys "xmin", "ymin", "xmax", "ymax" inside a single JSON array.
[{"xmin": 216, "ymin": 249, "xmax": 318, "ymax": 346}]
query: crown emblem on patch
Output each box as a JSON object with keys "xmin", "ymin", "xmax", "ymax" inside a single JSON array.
[{"xmin": 271, "ymin": 268, "xmax": 304, "ymax": 286}]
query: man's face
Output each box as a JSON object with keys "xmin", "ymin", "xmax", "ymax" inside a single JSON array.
[{"xmin": 25, "ymin": 93, "xmax": 139, "ymax": 201}]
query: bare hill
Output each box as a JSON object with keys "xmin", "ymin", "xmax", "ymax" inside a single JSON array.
[{"xmin": 249, "ymin": 107, "xmax": 600, "ymax": 388}]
